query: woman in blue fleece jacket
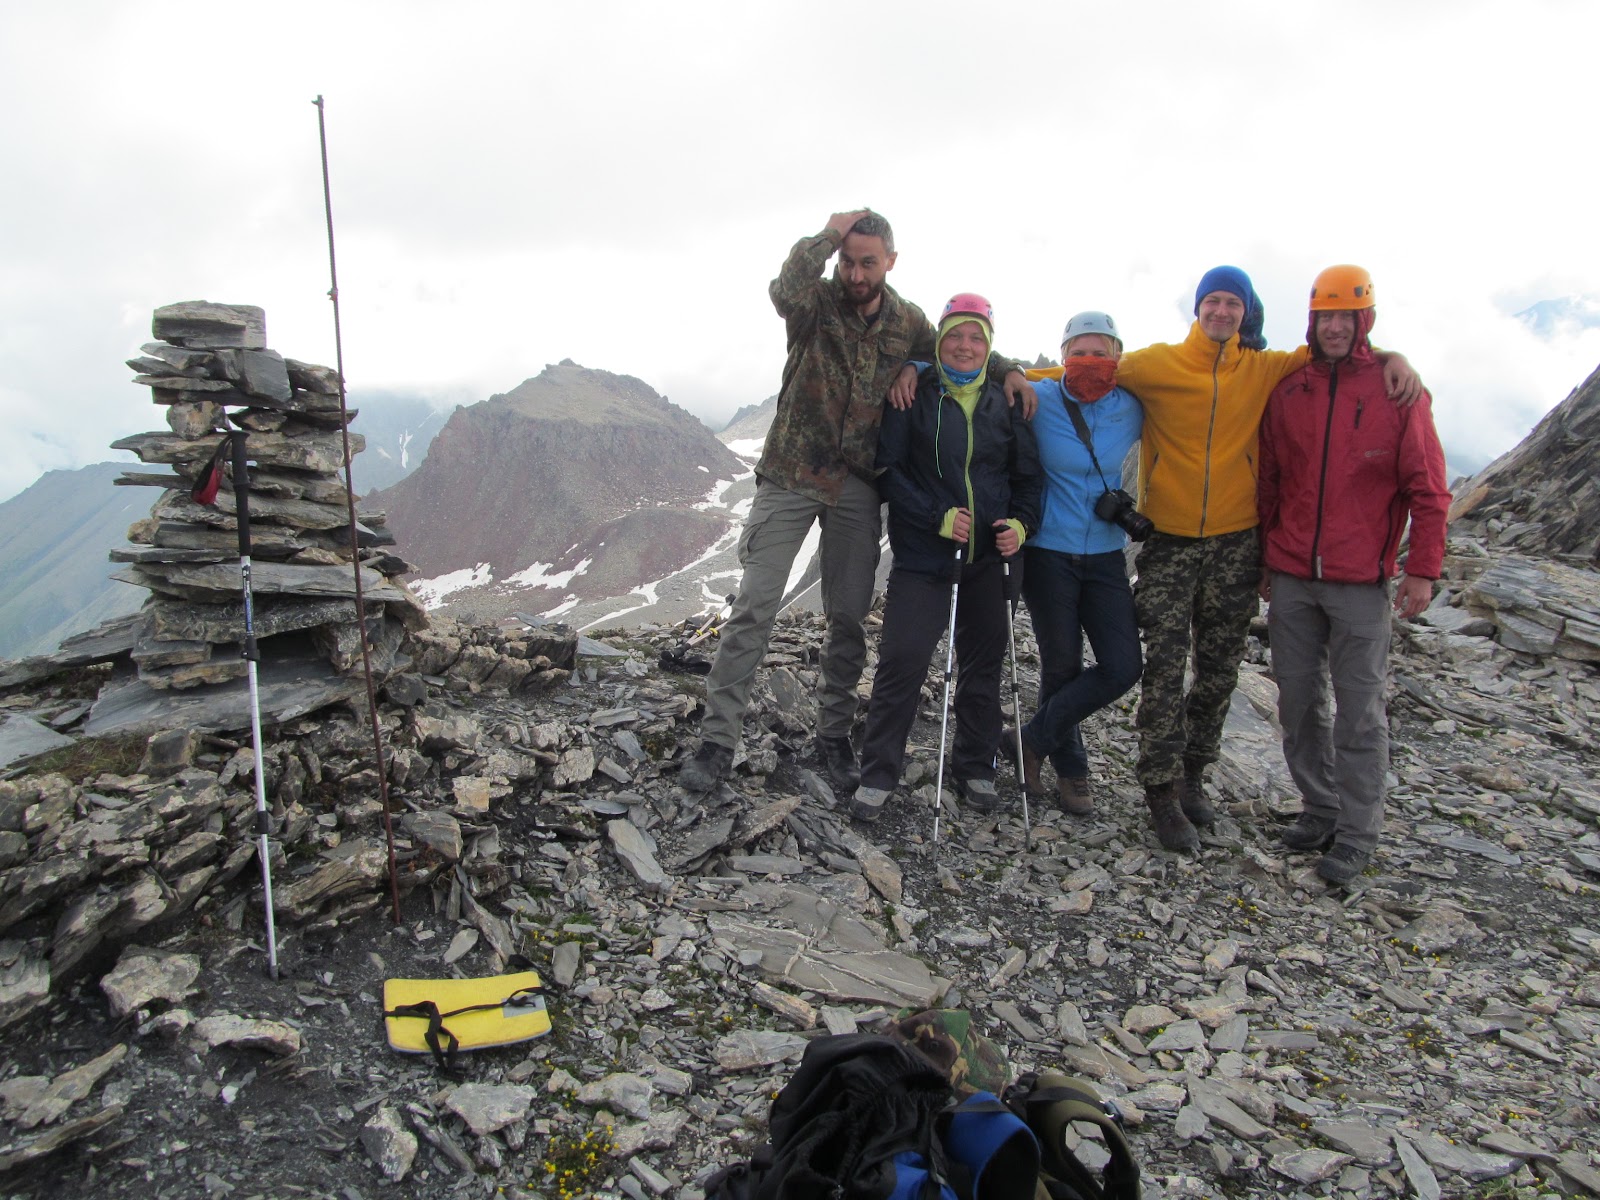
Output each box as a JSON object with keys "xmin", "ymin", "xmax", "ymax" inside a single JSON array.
[{"xmin": 1015, "ymin": 312, "xmax": 1144, "ymax": 815}]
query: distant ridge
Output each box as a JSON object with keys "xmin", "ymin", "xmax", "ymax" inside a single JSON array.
[{"xmin": 0, "ymin": 462, "xmax": 145, "ymax": 659}]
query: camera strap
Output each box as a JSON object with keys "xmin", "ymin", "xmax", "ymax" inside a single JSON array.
[{"xmin": 1060, "ymin": 390, "xmax": 1114, "ymax": 494}]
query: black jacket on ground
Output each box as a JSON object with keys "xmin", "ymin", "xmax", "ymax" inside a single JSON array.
[{"xmin": 876, "ymin": 367, "xmax": 1041, "ymax": 581}]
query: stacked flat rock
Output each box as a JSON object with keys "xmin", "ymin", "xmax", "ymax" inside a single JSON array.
[{"xmin": 108, "ymin": 301, "xmax": 426, "ymax": 689}]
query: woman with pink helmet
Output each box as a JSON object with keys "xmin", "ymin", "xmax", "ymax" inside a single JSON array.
[{"xmin": 850, "ymin": 293, "xmax": 1041, "ymax": 823}]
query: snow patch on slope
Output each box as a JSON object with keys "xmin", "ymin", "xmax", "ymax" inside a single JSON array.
[
  {"xmin": 506, "ymin": 558, "xmax": 593, "ymax": 589},
  {"xmin": 413, "ymin": 563, "xmax": 493, "ymax": 609}
]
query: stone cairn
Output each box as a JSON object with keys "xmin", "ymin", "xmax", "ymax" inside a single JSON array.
[{"xmin": 109, "ymin": 301, "xmax": 426, "ymax": 689}]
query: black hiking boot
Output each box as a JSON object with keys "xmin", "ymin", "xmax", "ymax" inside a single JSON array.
[
  {"xmin": 1181, "ymin": 768, "xmax": 1217, "ymax": 827},
  {"xmin": 850, "ymin": 786, "xmax": 891, "ymax": 823},
  {"xmin": 1144, "ymin": 781, "xmax": 1200, "ymax": 852},
  {"xmin": 679, "ymin": 740, "xmax": 733, "ymax": 793},
  {"xmin": 814, "ymin": 735, "xmax": 860, "ymax": 795},
  {"xmin": 1316, "ymin": 842, "xmax": 1372, "ymax": 886},
  {"xmin": 1280, "ymin": 811, "xmax": 1338, "ymax": 853},
  {"xmin": 960, "ymin": 778, "xmax": 1002, "ymax": 813}
]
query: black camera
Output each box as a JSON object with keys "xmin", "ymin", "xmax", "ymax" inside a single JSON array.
[{"xmin": 1094, "ymin": 488, "xmax": 1154, "ymax": 542}]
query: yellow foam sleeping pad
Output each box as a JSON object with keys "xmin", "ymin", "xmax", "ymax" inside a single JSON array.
[{"xmin": 383, "ymin": 970, "xmax": 550, "ymax": 1068}]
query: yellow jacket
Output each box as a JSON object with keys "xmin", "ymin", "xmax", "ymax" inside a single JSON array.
[{"xmin": 1030, "ymin": 323, "xmax": 1307, "ymax": 538}]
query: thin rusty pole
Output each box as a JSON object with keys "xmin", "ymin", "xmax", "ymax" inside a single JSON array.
[{"xmin": 313, "ymin": 95, "xmax": 402, "ymax": 925}]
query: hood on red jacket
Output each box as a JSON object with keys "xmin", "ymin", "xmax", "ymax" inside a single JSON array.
[{"xmin": 1305, "ymin": 307, "xmax": 1376, "ymax": 364}]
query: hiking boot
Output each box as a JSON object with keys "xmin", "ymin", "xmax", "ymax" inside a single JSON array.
[
  {"xmin": 1280, "ymin": 811, "xmax": 1338, "ymax": 853},
  {"xmin": 1316, "ymin": 842, "xmax": 1372, "ymax": 886},
  {"xmin": 1181, "ymin": 769, "xmax": 1216, "ymax": 827},
  {"xmin": 850, "ymin": 785, "xmax": 891, "ymax": 823},
  {"xmin": 961, "ymin": 778, "xmax": 1002, "ymax": 813},
  {"xmin": 814, "ymin": 734, "xmax": 860, "ymax": 795},
  {"xmin": 1144, "ymin": 781, "xmax": 1200, "ymax": 852},
  {"xmin": 1057, "ymin": 775, "xmax": 1094, "ymax": 816},
  {"xmin": 1003, "ymin": 728, "xmax": 1048, "ymax": 796},
  {"xmin": 679, "ymin": 740, "xmax": 733, "ymax": 793}
]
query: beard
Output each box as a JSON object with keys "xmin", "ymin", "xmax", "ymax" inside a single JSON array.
[{"xmin": 834, "ymin": 269, "xmax": 884, "ymax": 310}]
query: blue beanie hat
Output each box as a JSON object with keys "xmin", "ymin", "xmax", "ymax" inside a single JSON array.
[
  {"xmin": 1194, "ymin": 265, "xmax": 1254, "ymax": 313},
  {"xmin": 1194, "ymin": 265, "xmax": 1267, "ymax": 351}
]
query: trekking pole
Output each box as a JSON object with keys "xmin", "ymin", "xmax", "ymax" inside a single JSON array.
[
  {"xmin": 230, "ymin": 432, "xmax": 279, "ymax": 979},
  {"xmin": 685, "ymin": 592, "xmax": 735, "ymax": 648},
  {"xmin": 931, "ymin": 545, "xmax": 963, "ymax": 847},
  {"xmin": 314, "ymin": 94, "xmax": 403, "ymax": 926},
  {"xmin": 1004, "ymin": 558, "xmax": 1030, "ymax": 839}
]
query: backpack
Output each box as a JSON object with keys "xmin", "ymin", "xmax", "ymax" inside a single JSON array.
[
  {"xmin": 704, "ymin": 1032, "xmax": 1041, "ymax": 1200},
  {"xmin": 1000, "ymin": 1072, "xmax": 1141, "ymax": 1200},
  {"xmin": 702, "ymin": 1016, "xmax": 1145, "ymax": 1200}
]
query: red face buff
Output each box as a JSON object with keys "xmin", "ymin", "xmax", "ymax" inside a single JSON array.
[{"xmin": 1063, "ymin": 356, "xmax": 1118, "ymax": 402}]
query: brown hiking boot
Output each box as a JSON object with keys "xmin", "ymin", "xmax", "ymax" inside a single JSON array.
[
  {"xmin": 1181, "ymin": 769, "xmax": 1216, "ymax": 827},
  {"xmin": 1057, "ymin": 775, "xmax": 1094, "ymax": 816},
  {"xmin": 1144, "ymin": 781, "xmax": 1200, "ymax": 852},
  {"xmin": 1003, "ymin": 728, "xmax": 1049, "ymax": 796}
]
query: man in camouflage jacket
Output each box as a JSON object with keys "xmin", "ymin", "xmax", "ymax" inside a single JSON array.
[{"xmin": 680, "ymin": 210, "xmax": 1031, "ymax": 796}]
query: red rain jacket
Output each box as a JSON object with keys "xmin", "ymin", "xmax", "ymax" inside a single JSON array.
[{"xmin": 1258, "ymin": 314, "xmax": 1450, "ymax": 583}]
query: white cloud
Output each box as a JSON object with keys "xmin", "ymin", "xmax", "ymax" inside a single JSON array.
[{"xmin": 2, "ymin": 0, "xmax": 1597, "ymax": 501}]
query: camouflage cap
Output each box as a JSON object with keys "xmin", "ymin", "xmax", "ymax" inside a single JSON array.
[{"xmin": 890, "ymin": 1008, "xmax": 1011, "ymax": 1096}]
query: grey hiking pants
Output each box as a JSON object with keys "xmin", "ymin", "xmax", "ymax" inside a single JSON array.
[
  {"xmin": 700, "ymin": 475, "xmax": 882, "ymax": 749},
  {"xmin": 1267, "ymin": 573, "xmax": 1392, "ymax": 852}
]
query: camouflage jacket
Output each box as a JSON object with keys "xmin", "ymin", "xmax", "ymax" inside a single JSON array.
[{"xmin": 757, "ymin": 228, "xmax": 938, "ymax": 505}]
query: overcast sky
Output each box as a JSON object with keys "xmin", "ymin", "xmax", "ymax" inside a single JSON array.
[{"xmin": 3, "ymin": 0, "xmax": 1598, "ymax": 503}]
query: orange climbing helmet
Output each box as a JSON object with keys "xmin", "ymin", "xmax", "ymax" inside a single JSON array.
[{"xmin": 1309, "ymin": 265, "xmax": 1375, "ymax": 311}]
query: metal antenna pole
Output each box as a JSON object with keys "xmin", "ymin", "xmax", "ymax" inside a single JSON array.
[{"xmin": 314, "ymin": 95, "xmax": 402, "ymax": 925}]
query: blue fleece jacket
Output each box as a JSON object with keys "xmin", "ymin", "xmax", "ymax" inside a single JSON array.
[{"xmin": 1029, "ymin": 378, "xmax": 1144, "ymax": 556}]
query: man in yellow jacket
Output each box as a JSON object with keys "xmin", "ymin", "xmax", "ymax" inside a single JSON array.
[{"xmin": 1115, "ymin": 266, "xmax": 1419, "ymax": 851}]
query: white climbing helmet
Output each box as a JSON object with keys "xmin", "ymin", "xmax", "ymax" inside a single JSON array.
[{"xmin": 1060, "ymin": 311, "xmax": 1123, "ymax": 355}]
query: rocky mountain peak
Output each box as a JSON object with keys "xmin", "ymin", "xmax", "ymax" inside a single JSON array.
[
  {"xmin": 374, "ymin": 362, "xmax": 748, "ymax": 618},
  {"xmin": 492, "ymin": 361, "xmax": 694, "ymax": 429}
]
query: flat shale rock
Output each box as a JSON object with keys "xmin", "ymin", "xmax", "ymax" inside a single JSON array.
[
  {"xmin": 100, "ymin": 946, "xmax": 201, "ymax": 1018},
  {"xmin": 0, "ymin": 945, "xmax": 51, "ymax": 1032},
  {"xmin": 574, "ymin": 1072, "xmax": 654, "ymax": 1119},
  {"xmin": 361, "ymin": 1106, "xmax": 418, "ymax": 1182},
  {"xmin": 1393, "ymin": 1134, "xmax": 1442, "ymax": 1200},
  {"xmin": 1311, "ymin": 1119, "xmax": 1394, "ymax": 1166},
  {"xmin": 4, "ymin": 1044, "xmax": 126, "ymax": 1129},
  {"xmin": 1269, "ymin": 1147, "xmax": 1352, "ymax": 1185},
  {"xmin": 1411, "ymin": 1133, "xmax": 1518, "ymax": 1181},
  {"xmin": 191, "ymin": 1014, "xmax": 301, "ymax": 1055},
  {"xmin": 1186, "ymin": 1079, "xmax": 1271, "ymax": 1140},
  {"xmin": 608, "ymin": 819, "xmax": 672, "ymax": 895},
  {"xmin": 405, "ymin": 811, "xmax": 463, "ymax": 861},
  {"xmin": 279, "ymin": 839, "xmax": 390, "ymax": 921},
  {"xmin": 0, "ymin": 1103, "xmax": 125, "ymax": 1172},
  {"xmin": 152, "ymin": 301, "xmax": 267, "ymax": 349},
  {"xmin": 85, "ymin": 648, "xmax": 365, "ymax": 737},
  {"xmin": 446, "ymin": 1082, "xmax": 537, "ymax": 1135},
  {"xmin": 611, "ymin": 1109, "xmax": 691, "ymax": 1156},
  {"xmin": 1393, "ymin": 902, "xmax": 1486, "ymax": 953},
  {"xmin": 713, "ymin": 1030, "xmax": 808, "ymax": 1071},
  {"xmin": 0, "ymin": 716, "xmax": 75, "ymax": 770}
]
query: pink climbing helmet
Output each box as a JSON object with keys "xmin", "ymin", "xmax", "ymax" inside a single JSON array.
[{"xmin": 941, "ymin": 292, "xmax": 994, "ymax": 326}]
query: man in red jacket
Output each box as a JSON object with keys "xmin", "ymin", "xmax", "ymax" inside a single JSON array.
[{"xmin": 1257, "ymin": 265, "xmax": 1450, "ymax": 885}]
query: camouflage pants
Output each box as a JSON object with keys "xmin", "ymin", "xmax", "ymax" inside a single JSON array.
[{"xmin": 1133, "ymin": 528, "xmax": 1260, "ymax": 786}]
